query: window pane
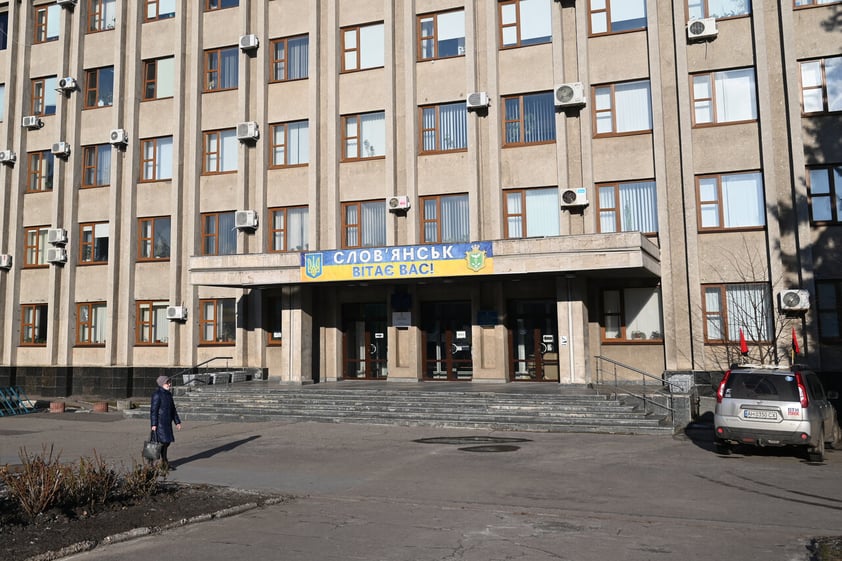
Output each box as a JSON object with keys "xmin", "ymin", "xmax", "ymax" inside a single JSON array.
[
  {"xmin": 360, "ymin": 112, "xmax": 385, "ymax": 157},
  {"xmin": 827, "ymin": 57, "xmax": 842, "ymax": 112},
  {"xmin": 288, "ymin": 208, "xmax": 309, "ymax": 250},
  {"xmin": 619, "ymin": 181, "xmax": 658, "ymax": 233},
  {"xmin": 441, "ymin": 195, "xmax": 469, "ymax": 242},
  {"xmin": 615, "ymin": 81, "xmax": 651, "ymax": 132},
  {"xmin": 721, "ymin": 173, "xmax": 764, "ymax": 228},
  {"xmin": 157, "ymin": 57, "xmax": 175, "ymax": 98},
  {"xmin": 361, "ymin": 202, "xmax": 386, "ymax": 246},
  {"xmin": 523, "ymin": 92, "xmax": 556, "ymax": 142},
  {"xmin": 440, "ymin": 103, "xmax": 467, "ymax": 150},
  {"xmin": 359, "ymin": 24, "xmax": 384, "ymax": 69},
  {"xmin": 519, "ymin": 0, "xmax": 552, "ymax": 45},
  {"xmin": 288, "ymin": 36, "xmax": 309, "ymax": 79},
  {"xmin": 221, "ymin": 129, "xmax": 238, "ymax": 171},
  {"xmin": 715, "ymin": 69, "xmax": 757, "ymax": 122},
  {"xmin": 288, "ymin": 121, "xmax": 309, "ymax": 164},
  {"xmin": 220, "ymin": 48, "xmax": 239, "ymax": 88},
  {"xmin": 611, "ymin": 0, "xmax": 647, "ymax": 32},
  {"xmin": 625, "ymin": 288, "xmax": 662, "ymax": 339},
  {"xmin": 525, "ymin": 188, "xmax": 559, "ymax": 237},
  {"xmin": 707, "ymin": 0, "xmax": 750, "ymax": 17},
  {"xmin": 437, "ymin": 11, "xmax": 465, "ymax": 57}
]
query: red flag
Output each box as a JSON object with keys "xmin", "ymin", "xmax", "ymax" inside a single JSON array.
[
  {"xmin": 739, "ymin": 328, "xmax": 749, "ymax": 356},
  {"xmin": 792, "ymin": 327, "xmax": 800, "ymax": 355}
]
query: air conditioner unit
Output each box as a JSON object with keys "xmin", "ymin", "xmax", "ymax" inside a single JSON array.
[
  {"xmin": 22, "ymin": 116, "xmax": 44, "ymax": 129},
  {"xmin": 560, "ymin": 188, "xmax": 589, "ymax": 208},
  {"xmin": 51, "ymin": 142, "xmax": 71, "ymax": 157},
  {"xmin": 234, "ymin": 210, "xmax": 259, "ymax": 229},
  {"xmin": 166, "ymin": 306, "xmax": 188, "ymax": 321},
  {"xmin": 109, "ymin": 129, "xmax": 128, "ymax": 146},
  {"xmin": 386, "ymin": 196, "xmax": 411, "ymax": 211},
  {"xmin": 779, "ymin": 289, "xmax": 810, "ymax": 312},
  {"xmin": 554, "ymin": 82, "xmax": 586, "ymax": 108},
  {"xmin": 57, "ymin": 0, "xmax": 77, "ymax": 6},
  {"xmin": 46, "ymin": 248, "xmax": 68, "ymax": 264},
  {"xmin": 0, "ymin": 150, "xmax": 16, "ymax": 165},
  {"xmin": 687, "ymin": 17, "xmax": 717, "ymax": 41},
  {"xmin": 47, "ymin": 228, "xmax": 68, "ymax": 245},
  {"xmin": 58, "ymin": 77, "xmax": 77, "ymax": 92},
  {"xmin": 236, "ymin": 121, "xmax": 259, "ymax": 141},
  {"xmin": 466, "ymin": 92, "xmax": 490, "ymax": 111},
  {"xmin": 239, "ymin": 34, "xmax": 259, "ymax": 50},
  {"xmin": 0, "ymin": 254, "xmax": 12, "ymax": 269}
]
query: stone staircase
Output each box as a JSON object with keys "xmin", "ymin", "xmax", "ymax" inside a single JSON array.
[{"xmin": 126, "ymin": 381, "xmax": 674, "ymax": 435}]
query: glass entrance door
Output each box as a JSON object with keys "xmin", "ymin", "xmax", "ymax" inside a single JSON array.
[
  {"xmin": 421, "ymin": 301, "xmax": 472, "ymax": 380},
  {"xmin": 508, "ymin": 300, "xmax": 559, "ymax": 382},
  {"xmin": 342, "ymin": 303, "xmax": 387, "ymax": 380}
]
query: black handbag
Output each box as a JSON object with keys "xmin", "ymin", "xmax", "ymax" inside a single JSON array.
[{"xmin": 142, "ymin": 430, "xmax": 162, "ymax": 461}]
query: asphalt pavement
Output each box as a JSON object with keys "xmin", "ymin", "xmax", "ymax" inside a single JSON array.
[{"xmin": 1, "ymin": 410, "xmax": 840, "ymax": 561}]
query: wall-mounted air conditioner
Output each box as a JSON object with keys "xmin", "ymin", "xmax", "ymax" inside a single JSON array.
[
  {"xmin": 560, "ymin": 188, "xmax": 589, "ymax": 208},
  {"xmin": 166, "ymin": 306, "xmax": 188, "ymax": 321},
  {"xmin": 58, "ymin": 77, "xmax": 77, "ymax": 92},
  {"xmin": 466, "ymin": 92, "xmax": 490, "ymax": 111},
  {"xmin": 386, "ymin": 196, "xmax": 411, "ymax": 211},
  {"xmin": 239, "ymin": 34, "xmax": 259, "ymax": 50},
  {"xmin": 236, "ymin": 122, "xmax": 259, "ymax": 141},
  {"xmin": 46, "ymin": 248, "xmax": 68, "ymax": 264},
  {"xmin": 22, "ymin": 116, "xmax": 44, "ymax": 129},
  {"xmin": 554, "ymin": 82, "xmax": 586, "ymax": 108},
  {"xmin": 0, "ymin": 254, "xmax": 12, "ymax": 269},
  {"xmin": 687, "ymin": 18, "xmax": 717, "ymax": 41},
  {"xmin": 234, "ymin": 210, "xmax": 259, "ymax": 229},
  {"xmin": 51, "ymin": 142, "xmax": 71, "ymax": 157},
  {"xmin": 110, "ymin": 129, "xmax": 128, "ymax": 146},
  {"xmin": 779, "ymin": 289, "xmax": 810, "ymax": 312},
  {"xmin": 0, "ymin": 150, "xmax": 17, "ymax": 165},
  {"xmin": 47, "ymin": 228, "xmax": 68, "ymax": 245}
]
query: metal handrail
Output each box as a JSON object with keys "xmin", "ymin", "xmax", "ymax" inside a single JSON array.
[
  {"xmin": 593, "ymin": 355, "xmax": 677, "ymax": 421},
  {"xmin": 173, "ymin": 356, "xmax": 233, "ymax": 386}
]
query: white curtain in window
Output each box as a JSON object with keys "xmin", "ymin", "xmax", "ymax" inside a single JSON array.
[
  {"xmin": 441, "ymin": 195, "xmax": 469, "ymax": 243},
  {"xmin": 423, "ymin": 199, "xmax": 438, "ymax": 241},
  {"xmin": 345, "ymin": 205, "xmax": 359, "ymax": 246},
  {"xmin": 102, "ymin": 0, "xmax": 116, "ymax": 28},
  {"xmin": 218, "ymin": 212, "xmax": 237, "ymax": 255},
  {"xmin": 288, "ymin": 36, "xmax": 309, "ymax": 79},
  {"xmin": 707, "ymin": 0, "xmax": 750, "ymax": 18},
  {"xmin": 361, "ymin": 202, "xmax": 385, "ymax": 246},
  {"xmin": 288, "ymin": 208, "xmax": 309, "ymax": 251},
  {"xmin": 221, "ymin": 130, "xmax": 238, "ymax": 171},
  {"xmin": 519, "ymin": 0, "xmax": 552, "ymax": 44},
  {"xmin": 153, "ymin": 304, "xmax": 169, "ymax": 343},
  {"xmin": 440, "ymin": 103, "xmax": 467, "ymax": 150},
  {"xmin": 93, "ymin": 304, "xmax": 107, "ymax": 344},
  {"xmin": 619, "ymin": 181, "xmax": 658, "ymax": 233},
  {"xmin": 611, "ymin": 0, "xmax": 646, "ymax": 31},
  {"xmin": 288, "ymin": 121, "xmax": 309, "ymax": 164},
  {"xmin": 360, "ymin": 112, "xmax": 385, "ymax": 157},
  {"xmin": 359, "ymin": 23, "xmax": 384, "ymax": 69},
  {"xmin": 525, "ymin": 188, "xmax": 559, "ymax": 237},
  {"xmin": 507, "ymin": 193, "xmax": 523, "ymax": 238},
  {"xmin": 159, "ymin": 0, "xmax": 176, "ymax": 16},
  {"xmin": 157, "ymin": 57, "xmax": 175, "ymax": 98},
  {"xmin": 47, "ymin": 5, "xmax": 60, "ymax": 39},
  {"xmin": 95, "ymin": 146, "xmax": 110, "ymax": 185},
  {"xmin": 827, "ymin": 56, "xmax": 842, "ymax": 112},
  {"xmin": 437, "ymin": 10, "xmax": 465, "ymax": 56},
  {"xmin": 599, "ymin": 186, "xmax": 617, "ymax": 232},
  {"xmin": 715, "ymin": 69, "xmax": 757, "ymax": 122},
  {"xmin": 422, "ymin": 108, "xmax": 436, "ymax": 151},
  {"xmin": 44, "ymin": 78, "xmax": 58, "ymax": 115},
  {"xmin": 625, "ymin": 288, "xmax": 663, "ymax": 339},
  {"xmin": 523, "ymin": 92, "xmax": 556, "ymax": 143},
  {"xmin": 220, "ymin": 48, "xmax": 239, "ymax": 89},
  {"xmin": 615, "ymin": 81, "xmax": 652, "ymax": 133},
  {"xmin": 726, "ymin": 284, "xmax": 771, "ymax": 341},
  {"xmin": 722, "ymin": 172, "xmax": 764, "ymax": 227},
  {"xmin": 157, "ymin": 137, "xmax": 173, "ymax": 180}
]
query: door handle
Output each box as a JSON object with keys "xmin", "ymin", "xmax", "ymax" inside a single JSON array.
[{"xmin": 369, "ymin": 344, "xmax": 377, "ymax": 355}]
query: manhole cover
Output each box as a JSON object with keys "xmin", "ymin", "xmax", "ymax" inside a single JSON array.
[
  {"xmin": 414, "ymin": 436, "xmax": 531, "ymax": 446},
  {"xmin": 458, "ymin": 445, "xmax": 521, "ymax": 453}
]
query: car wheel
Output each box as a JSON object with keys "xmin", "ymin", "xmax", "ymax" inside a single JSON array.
[
  {"xmin": 715, "ymin": 440, "xmax": 732, "ymax": 455},
  {"xmin": 829, "ymin": 423, "xmax": 842, "ymax": 450},
  {"xmin": 808, "ymin": 429, "xmax": 826, "ymax": 462}
]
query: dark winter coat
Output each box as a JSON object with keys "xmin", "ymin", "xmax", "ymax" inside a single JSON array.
[{"xmin": 150, "ymin": 387, "xmax": 181, "ymax": 443}]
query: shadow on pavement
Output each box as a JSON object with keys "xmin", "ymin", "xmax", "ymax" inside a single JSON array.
[{"xmin": 171, "ymin": 435, "xmax": 261, "ymax": 468}]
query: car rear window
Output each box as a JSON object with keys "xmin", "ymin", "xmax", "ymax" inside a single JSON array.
[{"xmin": 724, "ymin": 372, "xmax": 800, "ymax": 402}]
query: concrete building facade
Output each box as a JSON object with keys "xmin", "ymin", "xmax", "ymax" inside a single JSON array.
[{"xmin": 0, "ymin": 0, "xmax": 840, "ymax": 397}]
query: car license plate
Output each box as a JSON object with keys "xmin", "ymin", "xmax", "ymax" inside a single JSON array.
[{"xmin": 743, "ymin": 409, "xmax": 778, "ymax": 420}]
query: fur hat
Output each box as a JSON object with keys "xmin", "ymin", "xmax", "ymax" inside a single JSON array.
[{"xmin": 156, "ymin": 376, "xmax": 171, "ymax": 387}]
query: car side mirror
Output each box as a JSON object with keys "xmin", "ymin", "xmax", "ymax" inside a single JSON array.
[{"xmin": 827, "ymin": 390, "xmax": 839, "ymax": 400}]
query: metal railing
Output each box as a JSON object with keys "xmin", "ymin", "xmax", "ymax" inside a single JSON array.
[
  {"xmin": 593, "ymin": 355, "xmax": 681, "ymax": 422},
  {"xmin": 173, "ymin": 356, "xmax": 234, "ymax": 386}
]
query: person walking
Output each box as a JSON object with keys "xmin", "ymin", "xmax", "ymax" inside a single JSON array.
[{"xmin": 150, "ymin": 376, "xmax": 182, "ymax": 471}]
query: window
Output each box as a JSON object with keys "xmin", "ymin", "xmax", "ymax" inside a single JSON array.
[
  {"xmin": 342, "ymin": 201, "xmax": 386, "ymax": 248},
  {"xmin": 270, "ymin": 121, "xmax": 309, "ymax": 167},
  {"xmin": 271, "ymin": 35, "xmax": 309, "ymax": 82},
  {"xmin": 800, "ymin": 56, "xmax": 842, "ymax": 114},
  {"xmin": 87, "ymin": 0, "xmax": 116, "ymax": 32},
  {"xmin": 84, "ymin": 66, "xmax": 115, "ymax": 108},
  {"xmin": 31, "ymin": 77, "xmax": 58, "ymax": 116},
  {"xmin": 34, "ymin": 5, "xmax": 60, "ymax": 44},
  {"xmin": 26, "ymin": 151, "xmax": 55, "ymax": 193},
  {"xmin": 264, "ymin": 295, "xmax": 283, "ymax": 345},
  {"xmin": 420, "ymin": 102, "xmax": 467, "ymax": 153},
  {"xmin": 504, "ymin": 188, "xmax": 560, "ymax": 238},
  {"xmin": 597, "ymin": 181, "xmax": 659, "ymax": 234},
  {"xmin": 21, "ymin": 304, "xmax": 48, "ymax": 346},
  {"xmin": 136, "ymin": 301, "xmax": 169, "ymax": 345},
  {"xmin": 24, "ymin": 227, "xmax": 49, "ymax": 267},
  {"xmin": 594, "ymin": 80, "xmax": 652, "ymax": 135},
  {"xmin": 202, "ymin": 129, "xmax": 238, "ymax": 174},
  {"xmin": 0, "ymin": 11, "xmax": 7, "ymax": 50},
  {"xmin": 76, "ymin": 302, "xmax": 107, "ymax": 346},
  {"xmin": 816, "ymin": 280, "xmax": 842, "ymax": 341},
  {"xmin": 205, "ymin": 0, "xmax": 238, "ymax": 11},
  {"xmin": 79, "ymin": 223, "xmax": 109, "ymax": 264},
  {"xmin": 341, "ymin": 22, "xmax": 384, "ymax": 72},
  {"xmin": 0, "ymin": 84, "xmax": 5, "ymax": 121},
  {"xmin": 199, "ymin": 298, "xmax": 235, "ymax": 345},
  {"xmin": 697, "ymin": 172, "xmax": 765, "ymax": 230},
  {"xmin": 201, "ymin": 212, "xmax": 237, "ymax": 255},
  {"xmin": 503, "ymin": 92, "xmax": 556, "ymax": 146},
  {"xmin": 204, "ymin": 47, "xmax": 239, "ymax": 92},
  {"xmin": 140, "ymin": 136, "xmax": 173, "ymax": 181},
  {"xmin": 703, "ymin": 283, "xmax": 772, "ymax": 343},
  {"xmin": 418, "ymin": 10, "xmax": 465, "ymax": 60},
  {"xmin": 589, "ymin": 0, "xmax": 647, "ymax": 35},
  {"xmin": 421, "ymin": 194, "xmax": 470, "ymax": 243},
  {"xmin": 808, "ymin": 165, "xmax": 842, "ymax": 223},
  {"xmin": 498, "ymin": 0, "xmax": 552, "ymax": 48},
  {"xmin": 688, "ymin": 0, "xmax": 751, "ymax": 19},
  {"xmin": 692, "ymin": 68, "xmax": 757, "ymax": 125},
  {"xmin": 138, "ymin": 216, "xmax": 171, "ymax": 260},
  {"xmin": 143, "ymin": 57, "xmax": 175, "ymax": 100},
  {"xmin": 82, "ymin": 145, "xmax": 111, "ymax": 188},
  {"xmin": 145, "ymin": 0, "xmax": 176, "ymax": 21},
  {"xmin": 270, "ymin": 207, "xmax": 309, "ymax": 252},
  {"xmin": 602, "ymin": 287, "xmax": 663, "ymax": 341},
  {"xmin": 342, "ymin": 112, "xmax": 386, "ymax": 160}
]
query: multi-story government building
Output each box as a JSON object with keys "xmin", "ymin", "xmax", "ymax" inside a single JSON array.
[{"xmin": 0, "ymin": 0, "xmax": 840, "ymax": 398}]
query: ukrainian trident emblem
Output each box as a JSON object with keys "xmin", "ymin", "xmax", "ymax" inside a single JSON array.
[
  {"xmin": 304, "ymin": 253, "xmax": 323, "ymax": 279},
  {"xmin": 465, "ymin": 244, "xmax": 487, "ymax": 272}
]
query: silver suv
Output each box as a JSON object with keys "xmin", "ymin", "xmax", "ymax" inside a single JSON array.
[{"xmin": 714, "ymin": 365, "xmax": 841, "ymax": 461}]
